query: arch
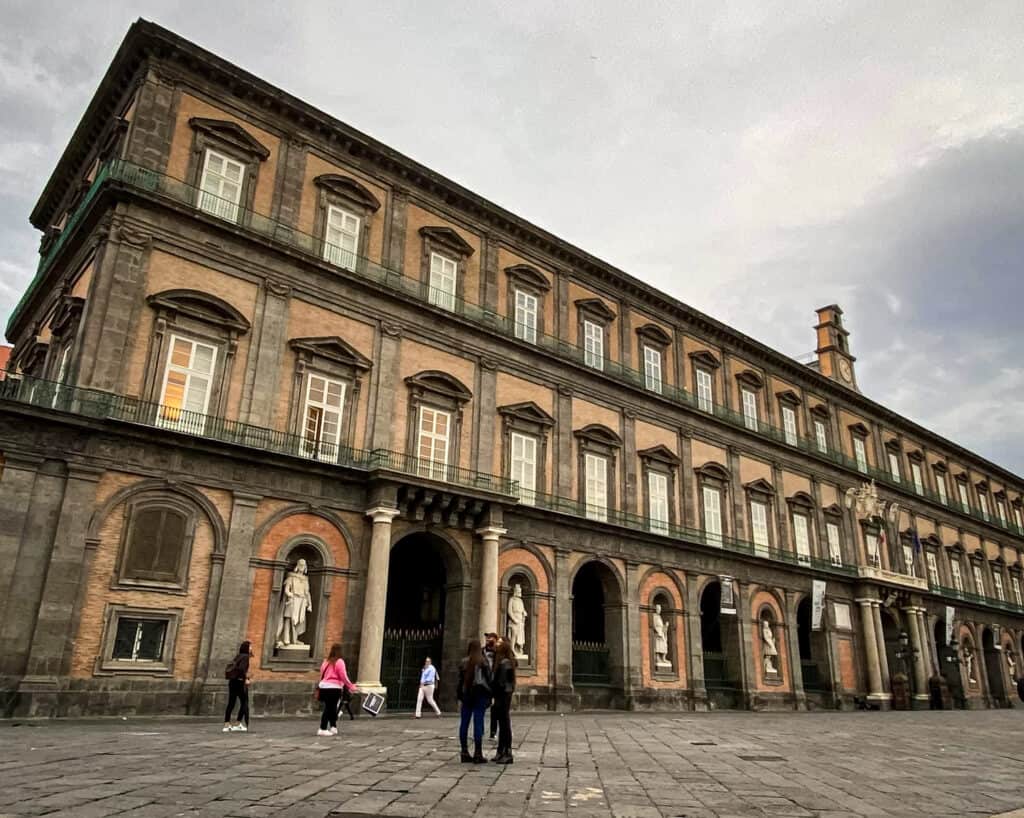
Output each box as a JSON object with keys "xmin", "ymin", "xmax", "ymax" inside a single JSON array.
[
  {"xmin": 981, "ymin": 626, "xmax": 1008, "ymax": 705},
  {"xmin": 635, "ymin": 323, "xmax": 673, "ymax": 347},
  {"xmin": 499, "ymin": 540, "xmax": 554, "ymax": 591},
  {"xmin": 253, "ymin": 504, "xmax": 356, "ymax": 566},
  {"xmin": 188, "ymin": 117, "xmax": 270, "ymax": 159},
  {"xmin": 569, "ymin": 555, "xmax": 625, "ymax": 599},
  {"xmin": 390, "ymin": 524, "xmax": 470, "ymax": 584},
  {"xmin": 637, "ymin": 564, "xmax": 686, "ymax": 608},
  {"xmin": 573, "ymin": 423, "xmax": 623, "ymax": 448},
  {"xmin": 312, "ymin": 173, "xmax": 382, "ymax": 212},
  {"xmin": 571, "ymin": 559, "xmax": 627, "ymax": 699},
  {"xmin": 145, "ymin": 289, "xmax": 250, "ymax": 333},
  {"xmin": 418, "ymin": 226, "xmax": 475, "ymax": 257},
  {"xmin": 404, "ymin": 370, "xmax": 473, "ymax": 402},
  {"xmin": 503, "ymin": 263, "xmax": 551, "ymax": 292},
  {"xmin": 699, "ymin": 578, "xmax": 743, "ymax": 707},
  {"xmin": 694, "ymin": 461, "xmax": 731, "ymax": 482}
]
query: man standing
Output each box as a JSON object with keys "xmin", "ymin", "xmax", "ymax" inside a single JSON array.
[{"xmin": 484, "ymin": 632, "xmax": 498, "ymax": 741}]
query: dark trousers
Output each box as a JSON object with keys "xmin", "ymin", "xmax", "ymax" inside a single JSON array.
[
  {"xmin": 340, "ymin": 690, "xmax": 355, "ymax": 720},
  {"xmin": 458, "ymin": 695, "xmax": 488, "ymax": 751},
  {"xmin": 319, "ymin": 688, "xmax": 342, "ymax": 730},
  {"xmin": 492, "ymin": 692, "xmax": 512, "ymax": 755},
  {"xmin": 489, "ymin": 703, "xmax": 498, "ymax": 738},
  {"xmin": 225, "ymin": 678, "xmax": 248, "ymax": 724}
]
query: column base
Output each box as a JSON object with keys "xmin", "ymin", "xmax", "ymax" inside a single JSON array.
[
  {"xmin": 17, "ymin": 674, "xmax": 59, "ymax": 692},
  {"xmin": 866, "ymin": 692, "xmax": 892, "ymax": 711}
]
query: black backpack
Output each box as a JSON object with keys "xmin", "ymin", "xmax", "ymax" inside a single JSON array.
[{"xmin": 224, "ymin": 656, "xmax": 241, "ymax": 680}]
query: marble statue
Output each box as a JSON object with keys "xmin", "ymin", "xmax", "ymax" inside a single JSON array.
[
  {"xmin": 761, "ymin": 619, "xmax": 779, "ymax": 675},
  {"xmin": 652, "ymin": 603, "xmax": 671, "ymax": 668},
  {"xmin": 275, "ymin": 558, "xmax": 313, "ymax": 649},
  {"xmin": 963, "ymin": 643, "xmax": 976, "ymax": 684},
  {"xmin": 844, "ymin": 480, "xmax": 900, "ymax": 525},
  {"xmin": 506, "ymin": 583, "xmax": 528, "ymax": 659},
  {"xmin": 1006, "ymin": 650, "xmax": 1017, "ymax": 680}
]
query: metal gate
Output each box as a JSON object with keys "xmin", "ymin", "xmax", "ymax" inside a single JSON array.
[
  {"xmin": 572, "ymin": 640, "xmax": 611, "ymax": 685},
  {"xmin": 380, "ymin": 625, "xmax": 443, "ymax": 711}
]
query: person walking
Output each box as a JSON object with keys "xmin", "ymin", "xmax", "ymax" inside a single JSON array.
[
  {"xmin": 456, "ymin": 640, "xmax": 491, "ymax": 763},
  {"xmin": 414, "ymin": 656, "xmax": 442, "ymax": 718},
  {"xmin": 223, "ymin": 640, "xmax": 252, "ymax": 732},
  {"xmin": 483, "ymin": 632, "xmax": 498, "ymax": 742},
  {"xmin": 490, "ymin": 638, "xmax": 516, "ymax": 764},
  {"xmin": 317, "ymin": 643, "xmax": 358, "ymax": 737}
]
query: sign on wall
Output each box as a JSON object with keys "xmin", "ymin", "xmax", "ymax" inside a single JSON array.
[
  {"xmin": 719, "ymin": 576, "xmax": 736, "ymax": 615},
  {"xmin": 811, "ymin": 580, "xmax": 827, "ymax": 630}
]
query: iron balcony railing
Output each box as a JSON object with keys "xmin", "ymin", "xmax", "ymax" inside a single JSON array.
[
  {"xmin": 14, "ymin": 159, "xmax": 1024, "ymax": 543},
  {"xmin": 930, "ymin": 583, "xmax": 1024, "ymax": 616},
  {"xmin": 0, "ymin": 371, "xmax": 518, "ymax": 496}
]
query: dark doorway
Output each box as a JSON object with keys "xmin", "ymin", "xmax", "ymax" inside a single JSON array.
[
  {"xmin": 797, "ymin": 597, "xmax": 831, "ymax": 697},
  {"xmin": 982, "ymin": 628, "xmax": 1007, "ymax": 708},
  {"xmin": 700, "ymin": 581, "xmax": 742, "ymax": 708},
  {"xmin": 571, "ymin": 561, "xmax": 624, "ymax": 704},
  {"xmin": 880, "ymin": 609, "xmax": 908, "ymax": 693},
  {"xmin": 934, "ymin": 619, "xmax": 964, "ymax": 708}
]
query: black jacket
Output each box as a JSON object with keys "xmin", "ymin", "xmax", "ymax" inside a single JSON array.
[
  {"xmin": 456, "ymin": 657, "xmax": 492, "ymax": 702},
  {"xmin": 491, "ymin": 657, "xmax": 516, "ymax": 696}
]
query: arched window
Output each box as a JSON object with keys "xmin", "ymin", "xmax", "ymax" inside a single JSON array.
[{"xmin": 117, "ymin": 497, "xmax": 197, "ymax": 589}]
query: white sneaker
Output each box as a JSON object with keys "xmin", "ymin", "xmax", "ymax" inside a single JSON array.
[
  {"xmin": 329, "ymin": 727, "xmax": 338, "ymax": 735},
  {"xmin": 222, "ymin": 726, "xmax": 231, "ymax": 732},
  {"xmin": 317, "ymin": 729, "xmax": 331, "ymax": 736},
  {"xmin": 232, "ymin": 724, "xmax": 247, "ymax": 732}
]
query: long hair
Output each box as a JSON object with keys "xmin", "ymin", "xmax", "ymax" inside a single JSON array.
[
  {"xmin": 462, "ymin": 639, "xmax": 483, "ymax": 689},
  {"xmin": 494, "ymin": 637, "xmax": 516, "ymax": 668},
  {"xmin": 326, "ymin": 643, "xmax": 343, "ymax": 662},
  {"xmin": 238, "ymin": 640, "xmax": 251, "ymax": 655}
]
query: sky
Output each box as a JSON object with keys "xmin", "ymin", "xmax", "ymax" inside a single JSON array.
[{"xmin": 2, "ymin": 1, "xmax": 1023, "ymax": 474}]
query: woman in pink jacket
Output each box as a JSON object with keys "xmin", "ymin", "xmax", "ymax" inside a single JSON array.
[{"xmin": 317, "ymin": 643, "xmax": 358, "ymax": 736}]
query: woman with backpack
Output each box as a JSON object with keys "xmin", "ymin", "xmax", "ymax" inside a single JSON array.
[
  {"xmin": 223, "ymin": 641, "xmax": 252, "ymax": 732},
  {"xmin": 490, "ymin": 638, "xmax": 517, "ymax": 763},
  {"xmin": 456, "ymin": 640, "xmax": 491, "ymax": 763},
  {"xmin": 317, "ymin": 643, "xmax": 358, "ymax": 736}
]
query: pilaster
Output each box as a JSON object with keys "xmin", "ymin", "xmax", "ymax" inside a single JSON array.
[
  {"xmin": 367, "ymin": 324, "xmax": 403, "ymax": 451},
  {"xmin": 241, "ymin": 280, "xmax": 291, "ymax": 426},
  {"xmin": 785, "ymin": 590, "xmax": 807, "ymax": 710},
  {"xmin": 553, "ymin": 548, "xmax": 574, "ymax": 710},
  {"xmin": 622, "ymin": 410, "xmax": 638, "ymax": 514},
  {"xmin": 685, "ymin": 574, "xmax": 707, "ymax": 709}
]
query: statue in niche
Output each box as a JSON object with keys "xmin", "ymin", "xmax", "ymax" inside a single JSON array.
[
  {"xmin": 761, "ymin": 619, "xmax": 779, "ymax": 675},
  {"xmin": 963, "ymin": 643, "xmax": 976, "ymax": 684},
  {"xmin": 275, "ymin": 558, "xmax": 313, "ymax": 649},
  {"xmin": 652, "ymin": 603, "xmax": 671, "ymax": 668},
  {"xmin": 506, "ymin": 583, "xmax": 528, "ymax": 659},
  {"xmin": 1007, "ymin": 650, "xmax": 1018, "ymax": 680}
]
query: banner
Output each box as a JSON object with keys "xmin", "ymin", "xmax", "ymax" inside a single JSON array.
[
  {"xmin": 992, "ymin": 624, "xmax": 1001, "ymax": 649},
  {"xmin": 811, "ymin": 579, "xmax": 826, "ymax": 631},
  {"xmin": 719, "ymin": 575, "xmax": 736, "ymax": 615},
  {"xmin": 944, "ymin": 606, "xmax": 955, "ymax": 646}
]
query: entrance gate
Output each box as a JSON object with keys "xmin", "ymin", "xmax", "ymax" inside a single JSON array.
[{"xmin": 381, "ymin": 625, "xmax": 443, "ymax": 711}]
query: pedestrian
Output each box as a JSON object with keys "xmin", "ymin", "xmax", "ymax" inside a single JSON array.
[
  {"xmin": 414, "ymin": 656, "xmax": 442, "ymax": 718},
  {"xmin": 456, "ymin": 639, "xmax": 492, "ymax": 763},
  {"xmin": 1017, "ymin": 674, "xmax": 1024, "ymax": 704},
  {"xmin": 340, "ymin": 686, "xmax": 356, "ymax": 721},
  {"xmin": 483, "ymin": 632, "xmax": 498, "ymax": 741},
  {"xmin": 317, "ymin": 643, "xmax": 358, "ymax": 737},
  {"xmin": 490, "ymin": 638, "xmax": 516, "ymax": 764},
  {"xmin": 223, "ymin": 640, "xmax": 252, "ymax": 732}
]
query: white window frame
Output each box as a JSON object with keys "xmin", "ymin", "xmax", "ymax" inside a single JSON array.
[
  {"xmin": 514, "ymin": 289, "xmax": 538, "ymax": 344},
  {"xmin": 428, "ymin": 252, "xmax": 458, "ymax": 312},
  {"xmin": 993, "ymin": 571, "xmax": 1005, "ymax": 601},
  {"xmin": 1014, "ymin": 507, "xmax": 1024, "ymax": 532},
  {"xmin": 957, "ymin": 481, "xmax": 970, "ymax": 512},
  {"xmin": 741, "ymin": 389, "xmax": 758, "ymax": 432},
  {"xmin": 978, "ymin": 493, "xmax": 990, "ymax": 521},
  {"xmin": 111, "ymin": 617, "xmax": 168, "ymax": 663},
  {"xmin": 158, "ymin": 335, "xmax": 218, "ymax": 434},
  {"xmin": 902, "ymin": 544, "xmax": 915, "ymax": 577},
  {"xmin": 416, "ymin": 406, "xmax": 452, "ymax": 480},
  {"xmin": 865, "ymin": 532, "xmax": 880, "ymax": 568},
  {"xmin": 584, "ymin": 453, "xmax": 608, "ymax": 522},
  {"xmin": 198, "ymin": 149, "xmax": 244, "ymax": 222},
  {"xmin": 950, "ymin": 559, "xmax": 964, "ymax": 592},
  {"xmin": 793, "ymin": 513, "xmax": 812, "ymax": 565},
  {"xmin": 996, "ymin": 499, "xmax": 1007, "ymax": 527},
  {"xmin": 853, "ymin": 437, "xmax": 868, "ymax": 473},
  {"xmin": 926, "ymin": 552, "xmax": 939, "ymax": 586},
  {"xmin": 911, "ymin": 462, "xmax": 924, "ymax": 495},
  {"xmin": 936, "ymin": 473, "xmax": 948, "ymax": 505},
  {"xmin": 972, "ymin": 563, "xmax": 986, "ymax": 596},
  {"xmin": 814, "ymin": 419, "xmax": 828, "ymax": 454},
  {"xmin": 647, "ymin": 471, "xmax": 669, "ymax": 534},
  {"xmin": 888, "ymin": 451, "xmax": 902, "ymax": 483},
  {"xmin": 1013, "ymin": 578, "xmax": 1023, "ymax": 607},
  {"xmin": 751, "ymin": 500, "xmax": 770, "ymax": 555},
  {"xmin": 696, "ymin": 368, "xmax": 713, "ymax": 413},
  {"xmin": 781, "ymin": 405, "xmax": 798, "ymax": 446},
  {"xmin": 826, "ymin": 521, "xmax": 842, "ymax": 567},
  {"xmin": 510, "ymin": 431, "xmax": 538, "ymax": 506},
  {"xmin": 52, "ymin": 342, "xmax": 72, "ymax": 407},
  {"xmin": 300, "ymin": 373, "xmax": 346, "ymax": 462},
  {"xmin": 643, "ymin": 346, "xmax": 663, "ymax": 394},
  {"xmin": 583, "ymin": 320, "xmax": 604, "ymax": 371},
  {"xmin": 323, "ymin": 205, "xmax": 360, "ymax": 270},
  {"xmin": 703, "ymin": 486, "xmax": 723, "ymax": 545}
]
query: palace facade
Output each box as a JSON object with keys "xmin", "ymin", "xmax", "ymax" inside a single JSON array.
[{"xmin": 2, "ymin": 20, "xmax": 1023, "ymax": 717}]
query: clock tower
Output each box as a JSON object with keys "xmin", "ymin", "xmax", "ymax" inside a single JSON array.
[{"xmin": 814, "ymin": 304, "xmax": 858, "ymax": 391}]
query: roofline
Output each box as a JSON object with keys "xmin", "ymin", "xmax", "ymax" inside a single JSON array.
[{"xmin": 26, "ymin": 20, "xmax": 1024, "ymax": 489}]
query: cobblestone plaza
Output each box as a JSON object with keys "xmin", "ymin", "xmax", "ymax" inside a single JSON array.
[{"xmin": 2, "ymin": 710, "xmax": 1023, "ymax": 818}]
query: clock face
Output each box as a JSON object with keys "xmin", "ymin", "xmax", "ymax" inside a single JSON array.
[{"xmin": 838, "ymin": 358, "xmax": 853, "ymax": 382}]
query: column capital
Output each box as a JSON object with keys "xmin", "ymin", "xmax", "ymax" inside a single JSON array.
[
  {"xmin": 475, "ymin": 526, "xmax": 508, "ymax": 541},
  {"xmin": 366, "ymin": 506, "xmax": 400, "ymax": 523}
]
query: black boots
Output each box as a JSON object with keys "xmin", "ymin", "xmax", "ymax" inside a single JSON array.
[
  {"xmin": 492, "ymin": 749, "xmax": 513, "ymax": 764},
  {"xmin": 472, "ymin": 739, "xmax": 487, "ymax": 763}
]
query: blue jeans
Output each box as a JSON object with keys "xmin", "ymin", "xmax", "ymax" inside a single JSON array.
[{"xmin": 459, "ymin": 695, "xmax": 488, "ymax": 750}]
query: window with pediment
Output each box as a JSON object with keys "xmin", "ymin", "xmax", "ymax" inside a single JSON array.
[
  {"xmin": 736, "ymin": 370, "xmax": 764, "ymax": 432},
  {"xmin": 849, "ymin": 423, "xmax": 870, "ymax": 473},
  {"xmin": 636, "ymin": 324, "xmax": 671, "ymax": 395},
  {"xmin": 787, "ymin": 492, "xmax": 815, "ymax": 565},
  {"xmin": 498, "ymin": 402, "xmax": 554, "ymax": 505},
  {"xmin": 809, "ymin": 404, "xmax": 830, "ymax": 454},
  {"xmin": 312, "ymin": 174, "xmax": 381, "ymax": 271},
  {"xmin": 405, "ymin": 371, "xmax": 473, "ymax": 480},
  {"xmin": 505, "ymin": 265, "xmax": 551, "ymax": 345},
  {"xmin": 639, "ymin": 445, "xmax": 679, "ymax": 532},
  {"xmin": 696, "ymin": 462, "xmax": 730, "ymax": 545},
  {"xmin": 576, "ymin": 424, "xmax": 621, "ymax": 521},
  {"xmin": 777, "ymin": 390, "xmax": 801, "ymax": 446},
  {"xmin": 744, "ymin": 479, "xmax": 775, "ymax": 555},
  {"xmin": 689, "ymin": 350, "xmax": 720, "ymax": 414},
  {"xmin": 186, "ymin": 118, "xmax": 270, "ymax": 223},
  {"xmin": 575, "ymin": 298, "xmax": 616, "ymax": 372},
  {"xmin": 419, "ymin": 226, "xmax": 475, "ymax": 312}
]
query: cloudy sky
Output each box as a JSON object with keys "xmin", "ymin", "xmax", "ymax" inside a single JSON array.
[{"xmin": 2, "ymin": 1, "xmax": 1023, "ymax": 473}]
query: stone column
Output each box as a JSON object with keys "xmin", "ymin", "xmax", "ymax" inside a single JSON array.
[
  {"xmin": 555, "ymin": 386, "xmax": 573, "ymax": 497},
  {"xmin": 685, "ymin": 573, "xmax": 707, "ymax": 710},
  {"xmin": 356, "ymin": 506, "xmax": 400, "ymax": 693},
  {"xmin": 785, "ymin": 590, "xmax": 807, "ymax": 711},
  {"xmin": 623, "ymin": 561, "xmax": 643, "ymax": 705},
  {"xmin": 679, "ymin": 428, "xmax": 695, "ymax": 528},
  {"xmin": 367, "ymin": 326, "xmax": 403, "ymax": 451},
  {"xmin": 736, "ymin": 582, "xmax": 757, "ymax": 708},
  {"xmin": 553, "ymin": 548, "xmax": 574, "ymax": 710},
  {"xmin": 906, "ymin": 606, "xmax": 930, "ymax": 706},
  {"xmin": 0, "ymin": 455, "xmax": 42, "ymax": 611},
  {"xmin": 476, "ymin": 526, "xmax": 507, "ymax": 637},
  {"xmin": 622, "ymin": 410, "xmax": 638, "ymax": 514},
  {"xmin": 871, "ymin": 601, "xmax": 891, "ymax": 694},
  {"xmin": 473, "ymin": 360, "xmax": 498, "ymax": 476},
  {"xmin": 240, "ymin": 281, "xmax": 291, "ymax": 427},
  {"xmin": 857, "ymin": 598, "xmax": 885, "ymax": 702},
  {"xmin": 383, "ymin": 186, "xmax": 408, "ymax": 272}
]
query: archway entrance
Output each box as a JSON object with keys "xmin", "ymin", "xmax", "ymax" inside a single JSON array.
[
  {"xmin": 797, "ymin": 597, "xmax": 831, "ymax": 700},
  {"xmin": 381, "ymin": 532, "xmax": 465, "ymax": 711},
  {"xmin": 880, "ymin": 609, "xmax": 910, "ymax": 695},
  {"xmin": 700, "ymin": 581, "xmax": 742, "ymax": 708},
  {"xmin": 571, "ymin": 561, "xmax": 624, "ymax": 706},
  {"xmin": 934, "ymin": 619, "xmax": 964, "ymax": 708},
  {"xmin": 982, "ymin": 628, "xmax": 1007, "ymax": 708}
]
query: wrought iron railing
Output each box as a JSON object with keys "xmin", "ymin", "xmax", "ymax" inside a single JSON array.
[
  {"xmin": 571, "ymin": 641, "xmax": 611, "ymax": 685},
  {"xmin": 11, "ymin": 159, "xmax": 1024, "ymax": 544},
  {"xmin": 930, "ymin": 583, "xmax": 1024, "ymax": 616}
]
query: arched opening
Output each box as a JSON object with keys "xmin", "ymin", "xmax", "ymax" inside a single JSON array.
[
  {"xmin": 502, "ymin": 570, "xmax": 535, "ymax": 663},
  {"xmin": 571, "ymin": 561, "xmax": 625, "ymax": 705},
  {"xmin": 381, "ymin": 532, "xmax": 466, "ymax": 711},
  {"xmin": 269, "ymin": 542, "xmax": 325, "ymax": 662},
  {"xmin": 982, "ymin": 627, "xmax": 1007, "ymax": 707},
  {"xmin": 796, "ymin": 597, "xmax": 831, "ymax": 698},
  {"xmin": 650, "ymin": 590, "xmax": 675, "ymax": 674},
  {"xmin": 700, "ymin": 580, "xmax": 742, "ymax": 708},
  {"xmin": 934, "ymin": 619, "xmax": 965, "ymax": 708},
  {"xmin": 879, "ymin": 608, "xmax": 908, "ymax": 695}
]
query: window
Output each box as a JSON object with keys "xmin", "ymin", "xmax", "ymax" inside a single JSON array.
[
  {"xmin": 950, "ymin": 559, "xmax": 964, "ymax": 592},
  {"xmin": 814, "ymin": 419, "xmax": 828, "ymax": 454},
  {"xmin": 702, "ymin": 486, "xmax": 723, "ymax": 545},
  {"xmin": 696, "ymin": 369, "xmax": 713, "ymax": 413},
  {"xmin": 853, "ymin": 437, "xmax": 868, "ymax": 473},
  {"xmin": 158, "ymin": 335, "xmax": 217, "ymax": 432},
  {"xmin": 936, "ymin": 473, "xmax": 948, "ymax": 504},
  {"xmin": 996, "ymin": 499, "xmax": 1008, "ymax": 526},
  {"xmin": 978, "ymin": 493, "xmax": 990, "ymax": 521},
  {"xmin": 957, "ymin": 481, "xmax": 970, "ymax": 511},
  {"xmin": 826, "ymin": 522, "xmax": 842, "ymax": 567},
  {"xmin": 793, "ymin": 514, "xmax": 812, "ymax": 565},
  {"xmin": 584, "ymin": 453, "xmax": 608, "ymax": 521},
  {"xmin": 865, "ymin": 531, "xmax": 880, "ymax": 568},
  {"xmin": 993, "ymin": 571, "xmax": 1005, "ymax": 601},
  {"xmin": 1013, "ymin": 578, "xmax": 1023, "ymax": 607},
  {"xmin": 122, "ymin": 505, "xmax": 190, "ymax": 583},
  {"xmin": 324, "ymin": 205, "xmax": 360, "ymax": 269},
  {"xmin": 301, "ymin": 374, "xmax": 346, "ymax": 461},
  {"xmin": 781, "ymin": 406, "xmax": 798, "ymax": 446},
  {"xmin": 751, "ymin": 501, "xmax": 770, "ymax": 554},
  {"xmin": 1015, "ymin": 507, "xmax": 1024, "ymax": 532},
  {"xmin": 888, "ymin": 451, "xmax": 901, "ymax": 483},
  {"xmin": 648, "ymin": 471, "xmax": 669, "ymax": 533},
  {"xmin": 112, "ymin": 618, "xmax": 167, "ymax": 662},
  {"xmin": 902, "ymin": 544, "xmax": 915, "ymax": 577},
  {"xmin": 583, "ymin": 320, "xmax": 604, "ymax": 370},
  {"xmin": 643, "ymin": 346, "xmax": 663, "ymax": 394},
  {"xmin": 417, "ymin": 406, "xmax": 451, "ymax": 480},
  {"xmin": 911, "ymin": 462, "xmax": 924, "ymax": 495},
  {"xmin": 741, "ymin": 389, "xmax": 758, "ymax": 431},
  {"xmin": 972, "ymin": 563, "xmax": 985, "ymax": 596},
  {"xmin": 52, "ymin": 342, "xmax": 72, "ymax": 407},
  {"xmin": 198, "ymin": 149, "xmax": 244, "ymax": 222},
  {"xmin": 926, "ymin": 552, "xmax": 939, "ymax": 586},
  {"xmin": 514, "ymin": 290, "xmax": 538, "ymax": 344},
  {"xmin": 510, "ymin": 432, "xmax": 538, "ymax": 505},
  {"xmin": 428, "ymin": 252, "xmax": 457, "ymax": 311}
]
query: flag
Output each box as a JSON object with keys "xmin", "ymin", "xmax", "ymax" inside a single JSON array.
[{"xmin": 912, "ymin": 530, "xmax": 922, "ymax": 555}]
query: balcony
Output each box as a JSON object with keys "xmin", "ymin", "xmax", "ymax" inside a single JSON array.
[
  {"xmin": 930, "ymin": 583, "xmax": 1024, "ymax": 616},
  {"xmin": 11, "ymin": 159, "xmax": 1024, "ymax": 544},
  {"xmin": 856, "ymin": 565, "xmax": 929, "ymax": 592}
]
